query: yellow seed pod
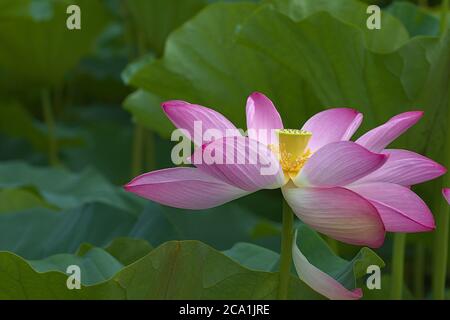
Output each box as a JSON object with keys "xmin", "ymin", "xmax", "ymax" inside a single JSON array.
[{"xmin": 276, "ymin": 129, "xmax": 312, "ymax": 178}]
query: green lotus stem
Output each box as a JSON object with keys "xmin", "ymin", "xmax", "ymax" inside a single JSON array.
[
  {"xmin": 391, "ymin": 233, "xmax": 406, "ymax": 300},
  {"xmin": 413, "ymin": 243, "xmax": 425, "ymax": 299},
  {"xmin": 131, "ymin": 124, "xmax": 145, "ymax": 177},
  {"xmin": 41, "ymin": 88, "xmax": 59, "ymax": 166},
  {"xmin": 127, "ymin": 7, "xmax": 153, "ymax": 177},
  {"xmin": 432, "ymin": 197, "xmax": 449, "ymax": 299},
  {"xmin": 440, "ymin": 0, "xmax": 448, "ymax": 34},
  {"xmin": 277, "ymin": 198, "xmax": 294, "ymax": 300}
]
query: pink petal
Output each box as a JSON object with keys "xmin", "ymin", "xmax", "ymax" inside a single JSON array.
[
  {"xmin": 294, "ymin": 141, "xmax": 388, "ymax": 187},
  {"xmin": 356, "ymin": 111, "xmax": 423, "ymax": 153},
  {"xmin": 301, "ymin": 108, "xmax": 363, "ymax": 152},
  {"xmin": 443, "ymin": 188, "xmax": 450, "ymax": 205},
  {"xmin": 292, "ymin": 232, "xmax": 362, "ymax": 300},
  {"xmin": 348, "ymin": 183, "xmax": 435, "ymax": 232},
  {"xmin": 246, "ymin": 92, "xmax": 283, "ymax": 145},
  {"xmin": 124, "ymin": 167, "xmax": 248, "ymax": 209},
  {"xmin": 354, "ymin": 149, "xmax": 446, "ymax": 186},
  {"xmin": 162, "ymin": 100, "xmax": 240, "ymax": 145},
  {"xmin": 191, "ymin": 136, "xmax": 286, "ymax": 192},
  {"xmin": 282, "ymin": 186, "xmax": 385, "ymax": 247}
]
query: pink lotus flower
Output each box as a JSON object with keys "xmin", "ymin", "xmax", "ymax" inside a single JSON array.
[
  {"xmin": 126, "ymin": 92, "xmax": 445, "ymax": 246},
  {"xmin": 125, "ymin": 92, "xmax": 446, "ymax": 299}
]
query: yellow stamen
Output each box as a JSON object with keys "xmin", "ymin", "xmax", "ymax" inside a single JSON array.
[{"xmin": 275, "ymin": 129, "xmax": 312, "ymax": 179}]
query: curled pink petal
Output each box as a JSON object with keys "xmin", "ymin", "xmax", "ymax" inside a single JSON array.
[
  {"xmin": 356, "ymin": 111, "xmax": 423, "ymax": 153},
  {"xmin": 124, "ymin": 167, "xmax": 248, "ymax": 209},
  {"xmin": 442, "ymin": 188, "xmax": 450, "ymax": 205},
  {"xmin": 162, "ymin": 100, "xmax": 240, "ymax": 145},
  {"xmin": 294, "ymin": 141, "xmax": 388, "ymax": 187},
  {"xmin": 301, "ymin": 108, "xmax": 363, "ymax": 152},
  {"xmin": 282, "ymin": 186, "xmax": 385, "ymax": 248},
  {"xmin": 354, "ymin": 149, "xmax": 446, "ymax": 186},
  {"xmin": 292, "ymin": 232, "xmax": 362, "ymax": 300},
  {"xmin": 246, "ymin": 92, "xmax": 283, "ymax": 145},
  {"xmin": 191, "ymin": 136, "xmax": 285, "ymax": 192},
  {"xmin": 349, "ymin": 183, "xmax": 435, "ymax": 232}
]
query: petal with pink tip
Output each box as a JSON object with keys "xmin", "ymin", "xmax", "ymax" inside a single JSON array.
[
  {"xmin": 282, "ymin": 186, "xmax": 385, "ymax": 247},
  {"xmin": 354, "ymin": 149, "xmax": 446, "ymax": 186},
  {"xmin": 301, "ymin": 108, "xmax": 363, "ymax": 152},
  {"xmin": 356, "ymin": 111, "xmax": 423, "ymax": 153},
  {"xmin": 246, "ymin": 92, "xmax": 283, "ymax": 145},
  {"xmin": 443, "ymin": 188, "xmax": 450, "ymax": 205},
  {"xmin": 162, "ymin": 100, "xmax": 240, "ymax": 145},
  {"xmin": 348, "ymin": 183, "xmax": 435, "ymax": 232},
  {"xmin": 294, "ymin": 141, "xmax": 388, "ymax": 187},
  {"xmin": 191, "ymin": 136, "xmax": 286, "ymax": 192},
  {"xmin": 124, "ymin": 167, "xmax": 248, "ymax": 209},
  {"xmin": 292, "ymin": 232, "xmax": 362, "ymax": 300}
]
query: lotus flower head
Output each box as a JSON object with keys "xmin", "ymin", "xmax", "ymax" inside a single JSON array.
[
  {"xmin": 126, "ymin": 92, "xmax": 445, "ymax": 247},
  {"xmin": 125, "ymin": 92, "xmax": 446, "ymax": 299}
]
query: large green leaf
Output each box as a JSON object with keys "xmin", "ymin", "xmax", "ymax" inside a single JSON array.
[
  {"xmin": 0, "ymin": 200, "xmax": 280, "ymax": 259},
  {"xmin": 0, "ymin": 240, "xmax": 323, "ymax": 299},
  {"xmin": 126, "ymin": 0, "xmax": 207, "ymax": 57},
  {"xmin": 131, "ymin": 202, "xmax": 281, "ymax": 251},
  {"xmin": 0, "ymin": 188, "xmax": 53, "ymax": 213},
  {"xmin": 28, "ymin": 247, "xmax": 123, "ymax": 286},
  {"xmin": 0, "ymin": 0, "xmax": 109, "ymax": 87},
  {"xmin": 0, "ymin": 204, "xmax": 138, "ymax": 259},
  {"xmin": 0, "ymin": 233, "xmax": 385, "ymax": 299},
  {"xmin": 125, "ymin": 0, "xmax": 259, "ymax": 57},
  {"xmin": 223, "ymin": 242, "xmax": 280, "ymax": 272},
  {"xmin": 26, "ymin": 238, "xmax": 153, "ymax": 287},
  {"xmin": 268, "ymin": 0, "xmax": 409, "ymax": 52},
  {"xmin": 0, "ymin": 161, "xmax": 131, "ymax": 212},
  {"xmin": 103, "ymin": 237, "xmax": 153, "ymax": 266},
  {"xmin": 386, "ymin": 2, "xmax": 440, "ymax": 37}
]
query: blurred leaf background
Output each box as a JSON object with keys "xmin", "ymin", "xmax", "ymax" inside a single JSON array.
[{"xmin": 0, "ymin": 0, "xmax": 448, "ymax": 299}]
